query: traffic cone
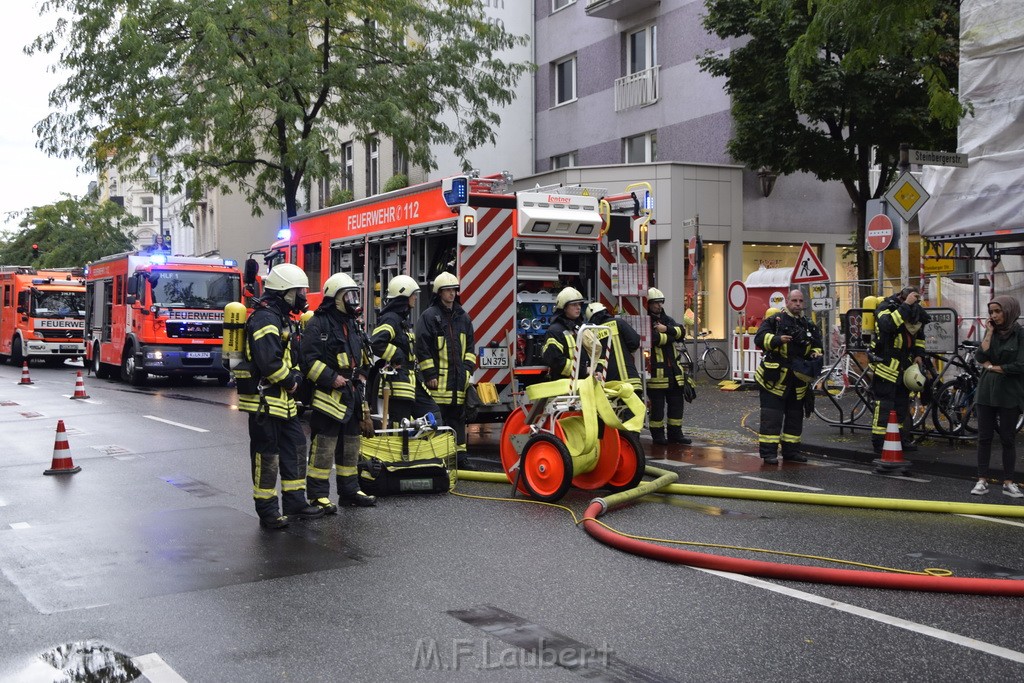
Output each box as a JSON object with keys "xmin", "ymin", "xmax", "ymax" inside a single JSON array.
[
  {"xmin": 18, "ymin": 362, "xmax": 33, "ymax": 385},
  {"xmin": 69, "ymin": 371, "xmax": 90, "ymax": 399},
  {"xmin": 872, "ymin": 409, "xmax": 912, "ymax": 475},
  {"xmin": 44, "ymin": 420, "xmax": 81, "ymax": 475}
]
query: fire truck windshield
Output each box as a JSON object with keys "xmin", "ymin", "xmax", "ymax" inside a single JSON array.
[
  {"xmin": 149, "ymin": 270, "xmax": 241, "ymax": 309},
  {"xmin": 31, "ymin": 290, "xmax": 86, "ymax": 318}
]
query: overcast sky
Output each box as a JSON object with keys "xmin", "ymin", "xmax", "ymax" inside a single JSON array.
[{"xmin": 0, "ymin": 3, "xmax": 89, "ymax": 232}]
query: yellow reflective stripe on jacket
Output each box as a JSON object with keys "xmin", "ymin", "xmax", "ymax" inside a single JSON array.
[{"xmin": 544, "ymin": 335, "xmax": 576, "ymax": 377}]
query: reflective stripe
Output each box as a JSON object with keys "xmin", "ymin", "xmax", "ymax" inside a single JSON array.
[
  {"xmin": 253, "ymin": 487, "xmax": 277, "ymax": 500},
  {"xmin": 281, "ymin": 479, "xmax": 305, "ymax": 492},
  {"xmin": 759, "ymin": 434, "xmax": 781, "ymax": 444},
  {"xmin": 307, "ymin": 466, "xmax": 332, "ymax": 480},
  {"xmin": 337, "ymin": 465, "xmax": 358, "ymax": 477},
  {"xmin": 781, "ymin": 433, "xmax": 801, "ymax": 443}
]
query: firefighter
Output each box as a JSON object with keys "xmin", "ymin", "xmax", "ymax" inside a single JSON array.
[
  {"xmin": 754, "ymin": 289, "xmax": 823, "ymax": 464},
  {"xmin": 647, "ymin": 287, "xmax": 691, "ymax": 445},
  {"xmin": 584, "ymin": 302, "xmax": 642, "ymax": 390},
  {"xmin": 543, "ymin": 286, "xmax": 605, "ymax": 379},
  {"xmin": 870, "ymin": 286, "xmax": 930, "ymax": 453},
  {"xmin": 301, "ymin": 273, "xmax": 377, "ymax": 510},
  {"xmin": 415, "ymin": 272, "xmax": 476, "ymax": 470},
  {"xmin": 370, "ymin": 274, "xmax": 440, "ymax": 428},
  {"xmin": 234, "ymin": 263, "xmax": 324, "ymax": 529}
]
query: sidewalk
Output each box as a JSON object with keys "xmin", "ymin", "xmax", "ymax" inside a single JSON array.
[{"xmin": 680, "ymin": 376, "xmax": 982, "ymax": 481}]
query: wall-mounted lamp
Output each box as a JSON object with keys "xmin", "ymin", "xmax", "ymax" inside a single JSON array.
[{"xmin": 757, "ymin": 168, "xmax": 778, "ymax": 198}]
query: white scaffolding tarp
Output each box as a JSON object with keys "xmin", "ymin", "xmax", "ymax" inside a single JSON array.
[{"xmin": 919, "ymin": 0, "xmax": 1024, "ymax": 241}]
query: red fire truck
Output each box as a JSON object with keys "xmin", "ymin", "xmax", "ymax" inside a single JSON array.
[
  {"xmin": 84, "ymin": 252, "xmax": 242, "ymax": 385},
  {"xmin": 268, "ymin": 174, "xmax": 652, "ymax": 416},
  {"xmin": 0, "ymin": 266, "xmax": 87, "ymax": 366}
]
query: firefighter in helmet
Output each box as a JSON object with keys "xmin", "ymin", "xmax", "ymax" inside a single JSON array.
[
  {"xmin": 415, "ymin": 272, "xmax": 476, "ymax": 470},
  {"xmin": 370, "ymin": 274, "xmax": 440, "ymax": 427},
  {"xmin": 543, "ymin": 286, "xmax": 605, "ymax": 379},
  {"xmin": 646, "ymin": 287, "xmax": 691, "ymax": 445},
  {"xmin": 300, "ymin": 272, "xmax": 377, "ymax": 510},
  {"xmin": 234, "ymin": 263, "xmax": 324, "ymax": 529},
  {"xmin": 584, "ymin": 302, "xmax": 642, "ymax": 390}
]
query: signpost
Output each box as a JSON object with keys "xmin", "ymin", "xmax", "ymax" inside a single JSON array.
[
  {"xmin": 727, "ymin": 280, "xmax": 747, "ymax": 312},
  {"xmin": 909, "ymin": 149, "xmax": 968, "ymax": 168},
  {"xmin": 790, "ymin": 242, "xmax": 831, "ymax": 285}
]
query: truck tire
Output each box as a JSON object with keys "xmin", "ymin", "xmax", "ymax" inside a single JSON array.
[
  {"xmin": 92, "ymin": 344, "xmax": 113, "ymax": 379},
  {"xmin": 10, "ymin": 336, "xmax": 24, "ymax": 367},
  {"xmin": 121, "ymin": 344, "xmax": 148, "ymax": 386}
]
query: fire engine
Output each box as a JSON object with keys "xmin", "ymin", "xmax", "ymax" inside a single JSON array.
[
  {"xmin": 269, "ymin": 173, "xmax": 652, "ymax": 416},
  {"xmin": 84, "ymin": 252, "xmax": 243, "ymax": 385},
  {"xmin": 0, "ymin": 266, "xmax": 87, "ymax": 366}
]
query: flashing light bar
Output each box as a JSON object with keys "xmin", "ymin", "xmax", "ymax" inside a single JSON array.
[
  {"xmin": 277, "ymin": 227, "xmax": 291, "ymax": 241},
  {"xmin": 223, "ymin": 259, "xmax": 237, "ymax": 267},
  {"xmin": 442, "ymin": 176, "xmax": 470, "ymax": 207},
  {"xmin": 643, "ymin": 191, "xmax": 654, "ymax": 211},
  {"xmin": 150, "ymin": 254, "xmax": 168, "ymax": 265}
]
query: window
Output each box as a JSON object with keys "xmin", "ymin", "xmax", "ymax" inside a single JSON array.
[
  {"xmin": 341, "ymin": 142, "xmax": 354, "ymax": 193},
  {"xmin": 627, "ymin": 25, "xmax": 657, "ymax": 75},
  {"xmin": 624, "ymin": 132, "xmax": 657, "ymax": 163},
  {"xmin": 109, "ymin": 179, "xmax": 118, "ymax": 196},
  {"xmin": 393, "ymin": 146, "xmax": 408, "ymax": 178},
  {"xmin": 148, "ymin": 155, "xmax": 159, "ymax": 178},
  {"xmin": 366, "ymin": 136, "xmax": 379, "ymax": 195},
  {"xmin": 318, "ymin": 150, "xmax": 330, "ymax": 209},
  {"xmin": 554, "ymin": 57, "xmax": 576, "ymax": 106},
  {"xmin": 303, "ymin": 242, "xmax": 323, "ymax": 293},
  {"xmin": 552, "ymin": 152, "xmax": 577, "ymax": 169},
  {"xmin": 140, "ymin": 196, "xmax": 155, "ymax": 222},
  {"xmin": 552, "ymin": 0, "xmax": 574, "ymax": 11}
]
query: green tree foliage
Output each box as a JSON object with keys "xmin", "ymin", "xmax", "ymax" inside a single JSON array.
[
  {"xmin": 700, "ymin": 0, "xmax": 964, "ymax": 281},
  {"xmin": 0, "ymin": 195, "xmax": 137, "ymax": 268},
  {"xmin": 29, "ymin": 0, "xmax": 530, "ymax": 219},
  {"xmin": 382, "ymin": 173, "xmax": 409, "ymax": 193}
]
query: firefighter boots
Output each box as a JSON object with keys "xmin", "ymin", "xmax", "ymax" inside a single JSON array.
[
  {"xmin": 650, "ymin": 428, "xmax": 668, "ymax": 445},
  {"xmin": 259, "ymin": 515, "xmax": 290, "ymax": 531},
  {"xmin": 284, "ymin": 503, "xmax": 326, "ymax": 520},
  {"xmin": 668, "ymin": 427, "xmax": 692, "ymax": 445},
  {"xmin": 339, "ymin": 490, "xmax": 377, "ymax": 507},
  {"xmin": 310, "ymin": 497, "xmax": 339, "ymax": 515}
]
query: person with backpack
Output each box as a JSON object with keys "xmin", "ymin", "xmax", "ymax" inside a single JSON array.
[
  {"xmin": 543, "ymin": 286, "xmax": 605, "ymax": 380},
  {"xmin": 970, "ymin": 295, "xmax": 1024, "ymax": 498},
  {"xmin": 870, "ymin": 287, "xmax": 930, "ymax": 454},
  {"xmin": 301, "ymin": 273, "xmax": 377, "ymax": 510},
  {"xmin": 583, "ymin": 302, "xmax": 642, "ymax": 391},
  {"xmin": 234, "ymin": 263, "xmax": 324, "ymax": 530}
]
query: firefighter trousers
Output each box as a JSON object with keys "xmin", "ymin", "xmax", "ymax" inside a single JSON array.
[
  {"xmin": 387, "ymin": 383, "xmax": 441, "ymax": 429},
  {"xmin": 439, "ymin": 402, "xmax": 467, "ymax": 461},
  {"xmin": 307, "ymin": 411, "xmax": 363, "ymax": 501},
  {"xmin": 871, "ymin": 376, "xmax": 910, "ymax": 445},
  {"xmin": 248, "ymin": 413, "xmax": 308, "ymax": 520},
  {"xmin": 758, "ymin": 387, "xmax": 804, "ymax": 459},
  {"xmin": 648, "ymin": 387, "xmax": 685, "ymax": 440}
]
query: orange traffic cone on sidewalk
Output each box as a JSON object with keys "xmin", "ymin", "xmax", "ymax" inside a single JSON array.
[
  {"xmin": 44, "ymin": 420, "xmax": 81, "ymax": 475},
  {"xmin": 69, "ymin": 371, "xmax": 90, "ymax": 399},
  {"xmin": 872, "ymin": 409, "xmax": 912, "ymax": 475},
  {"xmin": 18, "ymin": 362, "xmax": 33, "ymax": 385}
]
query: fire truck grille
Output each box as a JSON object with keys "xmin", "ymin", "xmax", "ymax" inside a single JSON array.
[{"xmin": 166, "ymin": 322, "xmax": 222, "ymax": 339}]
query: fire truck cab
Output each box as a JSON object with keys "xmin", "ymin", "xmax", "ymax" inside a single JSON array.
[
  {"xmin": 84, "ymin": 252, "xmax": 242, "ymax": 385},
  {"xmin": 0, "ymin": 266, "xmax": 87, "ymax": 367}
]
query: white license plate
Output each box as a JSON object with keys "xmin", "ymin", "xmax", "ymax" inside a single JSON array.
[
  {"xmin": 186, "ymin": 351, "xmax": 212, "ymax": 359},
  {"xmin": 479, "ymin": 347, "xmax": 508, "ymax": 368},
  {"xmin": 59, "ymin": 345, "xmax": 79, "ymax": 352}
]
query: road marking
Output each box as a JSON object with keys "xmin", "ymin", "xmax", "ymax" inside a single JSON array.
[
  {"xmin": 958, "ymin": 514, "xmax": 1024, "ymax": 529},
  {"xmin": 10, "ymin": 522, "xmax": 30, "ymax": 530},
  {"xmin": 691, "ymin": 466, "xmax": 741, "ymax": 475},
  {"xmin": 838, "ymin": 467, "xmax": 930, "ymax": 483},
  {"xmin": 144, "ymin": 415, "xmax": 209, "ymax": 433},
  {"xmin": 132, "ymin": 653, "xmax": 188, "ymax": 682},
  {"xmin": 649, "ymin": 459, "xmax": 693, "ymax": 467},
  {"xmin": 695, "ymin": 567, "xmax": 1024, "ymax": 663},
  {"xmin": 738, "ymin": 476, "xmax": 824, "ymax": 491}
]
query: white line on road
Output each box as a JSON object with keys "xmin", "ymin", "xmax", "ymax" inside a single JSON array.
[
  {"xmin": 695, "ymin": 567, "xmax": 1024, "ymax": 663},
  {"xmin": 649, "ymin": 459, "xmax": 693, "ymax": 467},
  {"xmin": 957, "ymin": 514, "xmax": 1024, "ymax": 529},
  {"xmin": 738, "ymin": 476, "xmax": 825, "ymax": 491},
  {"xmin": 10, "ymin": 522, "xmax": 30, "ymax": 529},
  {"xmin": 143, "ymin": 415, "xmax": 209, "ymax": 433},
  {"xmin": 838, "ymin": 467, "xmax": 930, "ymax": 483},
  {"xmin": 691, "ymin": 466, "xmax": 741, "ymax": 475},
  {"xmin": 133, "ymin": 653, "xmax": 188, "ymax": 682}
]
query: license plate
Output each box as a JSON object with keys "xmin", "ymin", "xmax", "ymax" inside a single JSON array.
[
  {"xmin": 186, "ymin": 351, "xmax": 211, "ymax": 359},
  {"xmin": 479, "ymin": 347, "xmax": 508, "ymax": 368},
  {"xmin": 59, "ymin": 345, "xmax": 79, "ymax": 352}
]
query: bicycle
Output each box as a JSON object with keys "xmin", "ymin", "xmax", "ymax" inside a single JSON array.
[
  {"xmin": 928, "ymin": 340, "xmax": 1024, "ymax": 436},
  {"xmin": 678, "ymin": 331, "xmax": 731, "ymax": 381}
]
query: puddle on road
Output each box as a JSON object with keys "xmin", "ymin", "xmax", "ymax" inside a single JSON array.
[{"xmin": 37, "ymin": 640, "xmax": 141, "ymax": 682}]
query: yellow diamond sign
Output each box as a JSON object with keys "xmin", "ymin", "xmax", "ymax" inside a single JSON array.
[{"xmin": 883, "ymin": 171, "xmax": 930, "ymax": 222}]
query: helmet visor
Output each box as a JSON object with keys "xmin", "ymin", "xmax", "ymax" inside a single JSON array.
[{"xmin": 342, "ymin": 290, "xmax": 360, "ymax": 306}]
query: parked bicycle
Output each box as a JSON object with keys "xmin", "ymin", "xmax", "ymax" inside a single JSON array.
[{"xmin": 678, "ymin": 331, "xmax": 731, "ymax": 381}]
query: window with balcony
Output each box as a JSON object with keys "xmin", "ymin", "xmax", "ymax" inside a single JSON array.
[
  {"xmin": 552, "ymin": 152, "xmax": 578, "ymax": 169},
  {"xmin": 624, "ymin": 132, "xmax": 657, "ymax": 164},
  {"xmin": 616, "ymin": 24, "xmax": 659, "ymax": 111},
  {"xmin": 554, "ymin": 56, "xmax": 577, "ymax": 106},
  {"xmin": 628, "ymin": 25, "xmax": 657, "ymax": 74}
]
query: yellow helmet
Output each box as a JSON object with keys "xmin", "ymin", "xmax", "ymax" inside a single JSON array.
[
  {"xmin": 432, "ymin": 271, "xmax": 460, "ymax": 293},
  {"xmin": 584, "ymin": 302, "xmax": 607, "ymax": 322},
  {"xmin": 903, "ymin": 364, "xmax": 926, "ymax": 391},
  {"xmin": 555, "ymin": 286, "xmax": 585, "ymax": 310},
  {"xmin": 765, "ymin": 307, "xmax": 781, "ymax": 319},
  {"xmin": 386, "ymin": 275, "xmax": 419, "ymax": 299},
  {"xmin": 264, "ymin": 263, "xmax": 309, "ymax": 291},
  {"xmin": 648, "ymin": 287, "xmax": 665, "ymax": 303},
  {"xmin": 322, "ymin": 272, "xmax": 358, "ymax": 299}
]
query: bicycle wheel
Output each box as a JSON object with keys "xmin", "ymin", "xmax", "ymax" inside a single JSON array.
[
  {"xmin": 907, "ymin": 391, "xmax": 928, "ymax": 430},
  {"xmin": 813, "ymin": 370, "xmax": 868, "ymax": 424},
  {"xmin": 678, "ymin": 348, "xmax": 695, "ymax": 375},
  {"xmin": 931, "ymin": 382, "xmax": 967, "ymax": 435},
  {"xmin": 850, "ymin": 372, "xmax": 874, "ymax": 423},
  {"xmin": 702, "ymin": 347, "xmax": 731, "ymax": 381}
]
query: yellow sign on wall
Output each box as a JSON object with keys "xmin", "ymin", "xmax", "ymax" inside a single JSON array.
[{"xmin": 923, "ymin": 258, "xmax": 955, "ymax": 274}]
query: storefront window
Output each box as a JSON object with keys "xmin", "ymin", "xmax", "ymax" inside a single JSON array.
[{"xmin": 685, "ymin": 241, "xmax": 726, "ymax": 338}]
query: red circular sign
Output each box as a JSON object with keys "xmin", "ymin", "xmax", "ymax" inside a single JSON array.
[
  {"xmin": 728, "ymin": 280, "xmax": 748, "ymax": 311},
  {"xmin": 867, "ymin": 214, "xmax": 894, "ymax": 251},
  {"xmin": 688, "ymin": 236, "xmax": 697, "ymax": 268}
]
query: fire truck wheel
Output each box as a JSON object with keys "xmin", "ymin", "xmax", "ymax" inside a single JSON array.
[
  {"xmin": 10, "ymin": 336, "xmax": 24, "ymax": 367},
  {"xmin": 92, "ymin": 345, "xmax": 113, "ymax": 379},
  {"xmin": 120, "ymin": 345, "xmax": 148, "ymax": 386}
]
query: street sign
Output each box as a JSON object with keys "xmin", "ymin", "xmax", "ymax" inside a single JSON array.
[
  {"xmin": 866, "ymin": 214, "xmax": 894, "ymax": 252},
  {"xmin": 728, "ymin": 280, "xmax": 747, "ymax": 311},
  {"xmin": 909, "ymin": 149, "xmax": 968, "ymax": 168},
  {"xmin": 923, "ymin": 258, "xmax": 955, "ymax": 275},
  {"xmin": 790, "ymin": 242, "xmax": 830, "ymax": 284},
  {"xmin": 883, "ymin": 171, "xmax": 930, "ymax": 222},
  {"xmin": 811, "ymin": 298, "xmax": 835, "ymax": 311}
]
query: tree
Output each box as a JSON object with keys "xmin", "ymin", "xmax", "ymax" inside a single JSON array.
[
  {"xmin": 700, "ymin": 0, "xmax": 964, "ymax": 282},
  {"xmin": 29, "ymin": 0, "xmax": 530, "ymax": 219},
  {"xmin": 0, "ymin": 194, "xmax": 137, "ymax": 268}
]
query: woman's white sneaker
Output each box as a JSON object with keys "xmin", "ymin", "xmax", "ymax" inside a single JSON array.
[
  {"xmin": 1003, "ymin": 482, "xmax": 1023, "ymax": 498},
  {"xmin": 971, "ymin": 480, "xmax": 989, "ymax": 495}
]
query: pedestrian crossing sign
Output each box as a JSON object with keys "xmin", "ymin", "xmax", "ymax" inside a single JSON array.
[{"xmin": 790, "ymin": 242, "xmax": 830, "ymax": 284}]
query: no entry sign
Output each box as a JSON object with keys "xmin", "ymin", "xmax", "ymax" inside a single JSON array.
[
  {"xmin": 866, "ymin": 214, "xmax": 894, "ymax": 252},
  {"xmin": 728, "ymin": 280, "xmax": 748, "ymax": 311}
]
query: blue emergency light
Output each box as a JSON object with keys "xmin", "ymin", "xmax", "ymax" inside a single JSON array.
[
  {"xmin": 643, "ymin": 191, "xmax": 653, "ymax": 211},
  {"xmin": 442, "ymin": 176, "xmax": 469, "ymax": 207},
  {"xmin": 277, "ymin": 227, "xmax": 291, "ymax": 241},
  {"xmin": 150, "ymin": 254, "xmax": 167, "ymax": 265},
  {"xmin": 223, "ymin": 259, "xmax": 237, "ymax": 267}
]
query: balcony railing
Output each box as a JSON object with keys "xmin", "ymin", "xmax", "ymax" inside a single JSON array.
[
  {"xmin": 614, "ymin": 66, "xmax": 660, "ymax": 112},
  {"xmin": 586, "ymin": 0, "xmax": 658, "ymax": 20}
]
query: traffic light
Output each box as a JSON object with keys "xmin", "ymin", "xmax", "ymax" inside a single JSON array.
[{"xmin": 31, "ymin": 244, "xmax": 39, "ymax": 259}]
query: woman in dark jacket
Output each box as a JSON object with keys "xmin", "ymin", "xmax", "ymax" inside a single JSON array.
[{"xmin": 971, "ymin": 295, "xmax": 1024, "ymax": 498}]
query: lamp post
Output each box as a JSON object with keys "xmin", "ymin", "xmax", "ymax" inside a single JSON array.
[{"xmin": 757, "ymin": 168, "xmax": 778, "ymax": 198}]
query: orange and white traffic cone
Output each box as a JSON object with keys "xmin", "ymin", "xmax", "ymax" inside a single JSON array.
[
  {"xmin": 872, "ymin": 409, "xmax": 911, "ymax": 475},
  {"xmin": 18, "ymin": 362, "xmax": 33, "ymax": 385},
  {"xmin": 44, "ymin": 420, "xmax": 81, "ymax": 475},
  {"xmin": 69, "ymin": 371, "xmax": 90, "ymax": 400}
]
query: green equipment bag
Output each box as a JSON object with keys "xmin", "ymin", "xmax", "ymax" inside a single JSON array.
[{"xmin": 358, "ymin": 430, "xmax": 456, "ymax": 495}]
